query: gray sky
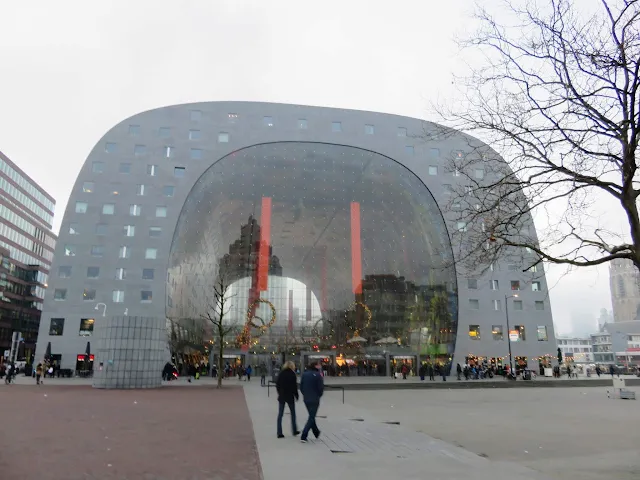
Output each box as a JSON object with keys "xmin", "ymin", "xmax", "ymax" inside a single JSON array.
[{"xmin": 0, "ymin": 0, "xmax": 613, "ymax": 334}]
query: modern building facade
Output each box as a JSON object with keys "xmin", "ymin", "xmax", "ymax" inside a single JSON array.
[
  {"xmin": 609, "ymin": 258, "xmax": 640, "ymax": 322},
  {"xmin": 556, "ymin": 336, "xmax": 593, "ymax": 364},
  {"xmin": 0, "ymin": 150, "xmax": 56, "ymax": 358},
  {"xmin": 35, "ymin": 102, "xmax": 556, "ymax": 376},
  {"xmin": 591, "ymin": 321, "xmax": 640, "ymax": 366}
]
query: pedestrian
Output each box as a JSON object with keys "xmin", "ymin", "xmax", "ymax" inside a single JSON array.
[
  {"xmin": 609, "ymin": 364, "xmax": 616, "ymax": 377},
  {"xmin": 36, "ymin": 363, "xmax": 43, "ymax": 385},
  {"xmin": 428, "ymin": 362, "xmax": 435, "ymax": 381},
  {"xmin": 299, "ymin": 362, "xmax": 323, "ymax": 443},
  {"xmin": 260, "ymin": 363, "xmax": 267, "ymax": 386},
  {"xmin": 246, "ymin": 364, "xmax": 252, "ymax": 382},
  {"xmin": 418, "ymin": 363, "xmax": 425, "ymax": 381},
  {"xmin": 276, "ymin": 361, "xmax": 300, "ymax": 439},
  {"xmin": 456, "ymin": 363, "xmax": 462, "ymax": 381}
]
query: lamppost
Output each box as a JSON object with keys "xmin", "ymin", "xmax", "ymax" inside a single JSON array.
[
  {"xmin": 504, "ymin": 294, "xmax": 519, "ymax": 372},
  {"xmin": 95, "ymin": 303, "xmax": 107, "ymax": 317}
]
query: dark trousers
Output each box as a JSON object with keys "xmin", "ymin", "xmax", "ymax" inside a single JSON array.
[
  {"xmin": 301, "ymin": 401, "xmax": 320, "ymax": 439},
  {"xmin": 260, "ymin": 375, "xmax": 266, "ymax": 386},
  {"xmin": 277, "ymin": 399, "xmax": 297, "ymax": 436}
]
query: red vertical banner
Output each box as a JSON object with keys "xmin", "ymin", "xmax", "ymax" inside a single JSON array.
[
  {"xmin": 288, "ymin": 289, "xmax": 294, "ymax": 333},
  {"xmin": 321, "ymin": 245, "xmax": 328, "ymax": 312},
  {"xmin": 258, "ymin": 197, "xmax": 272, "ymax": 292},
  {"xmin": 350, "ymin": 202, "xmax": 362, "ymax": 294}
]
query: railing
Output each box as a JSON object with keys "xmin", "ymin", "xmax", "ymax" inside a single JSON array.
[{"xmin": 266, "ymin": 380, "xmax": 345, "ymax": 404}]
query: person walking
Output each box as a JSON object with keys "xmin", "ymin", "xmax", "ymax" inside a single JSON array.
[
  {"xmin": 456, "ymin": 363, "xmax": 462, "ymax": 381},
  {"xmin": 35, "ymin": 363, "xmax": 43, "ymax": 385},
  {"xmin": 246, "ymin": 364, "xmax": 252, "ymax": 382},
  {"xmin": 260, "ymin": 363, "xmax": 267, "ymax": 386},
  {"xmin": 276, "ymin": 361, "xmax": 300, "ymax": 438},
  {"xmin": 299, "ymin": 363, "xmax": 324, "ymax": 443}
]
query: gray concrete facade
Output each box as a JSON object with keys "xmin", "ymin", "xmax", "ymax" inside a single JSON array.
[{"xmin": 35, "ymin": 101, "xmax": 556, "ymax": 371}]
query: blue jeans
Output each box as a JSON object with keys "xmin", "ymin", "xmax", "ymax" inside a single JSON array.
[
  {"xmin": 301, "ymin": 401, "xmax": 320, "ymax": 439},
  {"xmin": 277, "ymin": 399, "xmax": 297, "ymax": 436}
]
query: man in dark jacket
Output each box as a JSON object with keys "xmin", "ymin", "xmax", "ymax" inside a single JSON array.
[
  {"xmin": 299, "ymin": 363, "xmax": 324, "ymax": 442},
  {"xmin": 276, "ymin": 361, "xmax": 300, "ymax": 438}
]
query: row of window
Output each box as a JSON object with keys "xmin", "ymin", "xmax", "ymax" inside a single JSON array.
[
  {"xmin": 75, "ymin": 202, "xmax": 168, "ymax": 218},
  {"xmin": 53, "ymin": 288, "xmax": 152, "ymax": 303},
  {"xmin": 0, "ymin": 204, "xmax": 55, "ymax": 248},
  {"xmin": 467, "ymin": 279, "xmax": 542, "ymax": 292},
  {"xmin": 82, "ymin": 182, "xmax": 175, "ymax": 198},
  {"xmin": 468, "ymin": 324, "xmax": 549, "ymax": 341},
  {"xmin": 49, "ymin": 317, "xmax": 94, "ymax": 336},
  {"xmin": 0, "ymin": 239, "xmax": 49, "ymax": 268},
  {"xmin": 58, "ymin": 265, "xmax": 155, "ymax": 280},
  {"xmin": 63, "ymin": 245, "xmax": 158, "ymax": 259},
  {"xmin": 68, "ymin": 223, "xmax": 162, "ymax": 238},
  {"xmin": 0, "ymin": 221, "xmax": 54, "ymax": 263},
  {"xmin": 92, "ymin": 162, "xmax": 186, "ymax": 178},
  {"xmin": 468, "ymin": 298, "xmax": 545, "ymax": 311},
  {"xmin": 0, "ymin": 176, "xmax": 53, "ymax": 226},
  {"xmin": 0, "ymin": 157, "xmax": 55, "ymax": 211},
  {"xmin": 427, "ymin": 165, "xmax": 485, "ymax": 179}
]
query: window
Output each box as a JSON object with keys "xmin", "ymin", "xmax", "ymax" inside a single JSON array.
[
  {"xmin": 53, "ymin": 288, "xmax": 67, "ymax": 300},
  {"xmin": 189, "ymin": 130, "xmax": 200, "ymax": 140},
  {"xmin": 528, "ymin": 264, "xmax": 539, "ymax": 273},
  {"xmin": 123, "ymin": 225, "xmax": 135, "ymax": 237},
  {"xmin": 511, "ymin": 280, "xmax": 520, "ymax": 291},
  {"xmin": 75, "ymin": 202, "xmax": 88, "ymax": 213},
  {"xmin": 474, "ymin": 168, "xmax": 485, "ymax": 180},
  {"xmin": 467, "ymin": 279, "xmax": 477, "ymax": 289},
  {"xmin": 147, "ymin": 165, "xmax": 158, "ymax": 176},
  {"xmin": 457, "ymin": 222, "xmax": 467, "ymax": 232},
  {"xmin": 141, "ymin": 290, "xmax": 153, "ymax": 302},
  {"xmin": 49, "ymin": 318, "xmax": 64, "ymax": 336},
  {"xmin": 469, "ymin": 299, "xmax": 479, "ymax": 309},
  {"xmin": 158, "ymin": 127, "xmax": 171, "ymax": 137},
  {"xmin": 64, "ymin": 245, "xmax": 76, "ymax": 256},
  {"xmin": 142, "ymin": 268, "xmax": 155, "ymax": 280},
  {"xmin": 87, "ymin": 267, "xmax": 100, "ymax": 278},
  {"xmin": 532, "ymin": 281, "xmax": 541, "ymax": 292},
  {"xmin": 537, "ymin": 326, "xmax": 548, "ymax": 341},
  {"xmin": 102, "ymin": 204, "xmax": 115, "ymax": 215},
  {"xmin": 508, "ymin": 264, "xmax": 519, "ymax": 271},
  {"xmin": 514, "ymin": 325, "xmax": 526, "ymax": 341},
  {"xmin": 218, "ymin": 132, "xmax": 229, "ymax": 143},
  {"xmin": 535, "ymin": 300, "xmax": 545, "ymax": 311},
  {"xmin": 58, "ymin": 266, "xmax": 72, "ymax": 278},
  {"xmin": 490, "ymin": 279, "xmax": 499, "ymax": 290},
  {"xmin": 115, "ymin": 268, "xmax": 126, "ymax": 280},
  {"xmin": 443, "ymin": 184, "xmax": 453, "ymax": 194},
  {"xmin": 92, "ymin": 162, "xmax": 105, "ymax": 173},
  {"xmin": 112, "ymin": 290, "xmax": 125, "ymax": 303},
  {"xmin": 105, "ymin": 142, "xmax": 117, "ymax": 153},
  {"xmin": 82, "ymin": 182, "xmax": 95, "ymax": 193},
  {"xmin": 513, "ymin": 300, "xmax": 523, "ymax": 311},
  {"xmin": 190, "ymin": 110, "xmax": 202, "ymax": 121},
  {"xmin": 149, "ymin": 226, "xmax": 162, "ymax": 237},
  {"xmin": 331, "ymin": 121, "xmax": 342, "ymax": 132},
  {"xmin": 164, "ymin": 146, "xmax": 174, "ymax": 158},
  {"xmin": 118, "ymin": 246, "xmax": 131, "ymax": 259},
  {"xmin": 228, "ymin": 112, "xmax": 238, "ymax": 122},
  {"xmin": 469, "ymin": 325, "xmax": 481, "ymax": 340},
  {"xmin": 95, "ymin": 224, "xmax": 107, "ymax": 235},
  {"xmin": 405, "ymin": 145, "xmax": 414, "ymax": 155},
  {"xmin": 428, "ymin": 166, "xmax": 438, "ymax": 176},
  {"xmin": 90, "ymin": 245, "xmax": 105, "ymax": 257},
  {"xmin": 263, "ymin": 116, "xmax": 274, "ymax": 127},
  {"xmin": 492, "ymin": 325, "xmax": 503, "ymax": 341},
  {"xmin": 145, "ymin": 248, "xmax": 158, "ymax": 259},
  {"xmin": 364, "ymin": 124, "xmax": 374, "ymax": 135},
  {"xmin": 453, "ymin": 168, "xmax": 461, "ymax": 177},
  {"xmin": 134, "ymin": 144, "xmax": 146, "ymax": 155},
  {"xmin": 83, "ymin": 289, "xmax": 96, "ymax": 301},
  {"xmin": 130, "ymin": 204, "xmax": 141, "ymax": 216},
  {"xmin": 429, "ymin": 148, "xmax": 440, "ymax": 158},
  {"xmin": 155, "ymin": 206, "xmax": 167, "ymax": 218},
  {"xmin": 136, "ymin": 184, "xmax": 146, "ymax": 196},
  {"xmin": 163, "ymin": 185, "xmax": 174, "ymax": 197},
  {"xmin": 119, "ymin": 163, "xmax": 131, "ymax": 174},
  {"xmin": 174, "ymin": 167, "xmax": 185, "ymax": 178},
  {"xmin": 397, "ymin": 127, "xmax": 407, "ymax": 137},
  {"xmin": 298, "ymin": 119, "xmax": 308, "ymax": 129},
  {"xmin": 79, "ymin": 318, "xmax": 94, "ymax": 336},
  {"xmin": 492, "ymin": 299, "xmax": 502, "ymax": 311},
  {"xmin": 129, "ymin": 124, "xmax": 140, "ymax": 135}
]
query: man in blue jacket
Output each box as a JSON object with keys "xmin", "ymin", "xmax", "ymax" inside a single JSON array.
[{"xmin": 299, "ymin": 362, "xmax": 324, "ymax": 442}]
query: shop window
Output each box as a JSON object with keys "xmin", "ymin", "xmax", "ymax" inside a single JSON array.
[
  {"xmin": 79, "ymin": 318, "xmax": 95, "ymax": 336},
  {"xmin": 469, "ymin": 325, "xmax": 481, "ymax": 340},
  {"xmin": 492, "ymin": 325, "xmax": 503, "ymax": 340},
  {"xmin": 537, "ymin": 326, "xmax": 548, "ymax": 341},
  {"xmin": 49, "ymin": 318, "xmax": 65, "ymax": 335},
  {"xmin": 83, "ymin": 289, "xmax": 96, "ymax": 301}
]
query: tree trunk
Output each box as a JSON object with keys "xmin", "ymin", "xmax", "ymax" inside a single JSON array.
[{"xmin": 217, "ymin": 342, "xmax": 223, "ymax": 389}]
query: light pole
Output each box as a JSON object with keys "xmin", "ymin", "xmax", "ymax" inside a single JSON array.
[
  {"xmin": 504, "ymin": 294, "xmax": 519, "ymax": 372},
  {"xmin": 95, "ymin": 303, "xmax": 107, "ymax": 317}
]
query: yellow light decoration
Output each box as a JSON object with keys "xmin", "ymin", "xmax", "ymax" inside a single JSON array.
[{"xmin": 345, "ymin": 301, "xmax": 372, "ymax": 336}]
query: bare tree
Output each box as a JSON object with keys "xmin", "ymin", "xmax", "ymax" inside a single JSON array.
[{"xmin": 431, "ymin": 0, "xmax": 640, "ymax": 273}]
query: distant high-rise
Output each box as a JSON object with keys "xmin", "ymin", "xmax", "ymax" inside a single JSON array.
[{"xmin": 609, "ymin": 258, "xmax": 640, "ymax": 322}]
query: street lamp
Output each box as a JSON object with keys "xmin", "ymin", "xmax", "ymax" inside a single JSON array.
[
  {"xmin": 504, "ymin": 294, "xmax": 519, "ymax": 373},
  {"xmin": 95, "ymin": 303, "xmax": 107, "ymax": 317}
]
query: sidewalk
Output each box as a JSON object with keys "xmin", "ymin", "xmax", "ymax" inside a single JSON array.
[{"xmin": 243, "ymin": 382, "xmax": 552, "ymax": 480}]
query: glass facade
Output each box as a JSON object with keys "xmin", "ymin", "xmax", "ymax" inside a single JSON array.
[{"xmin": 168, "ymin": 142, "xmax": 458, "ymax": 368}]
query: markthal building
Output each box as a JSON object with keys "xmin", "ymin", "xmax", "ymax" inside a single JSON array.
[{"xmin": 36, "ymin": 102, "xmax": 556, "ymax": 386}]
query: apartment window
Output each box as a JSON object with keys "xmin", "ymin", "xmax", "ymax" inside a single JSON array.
[
  {"xmin": 142, "ymin": 268, "xmax": 155, "ymax": 280},
  {"xmin": 105, "ymin": 142, "xmax": 117, "ymax": 153},
  {"xmin": 83, "ymin": 289, "xmax": 96, "ymax": 301},
  {"xmin": 64, "ymin": 245, "xmax": 76, "ymax": 256},
  {"xmin": 397, "ymin": 127, "xmax": 407, "ymax": 137},
  {"xmin": 263, "ymin": 116, "xmax": 274, "ymax": 127},
  {"xmin": 149, "ymin": 226, "xmax": 162, "ymax": 237},
  {"xmin": 190, "ymin": 110, "xmax": 202, "ymax": 121},
  {"xmin": 82, "ymin": 182, "xmax": 95, "ymax": 193},
  {"xmin": 467, "ymin": 279, "xmax": 477, "ymax": 289},
  {"xmin": 174, "ymin": 167, "xmax": 185, "ymax": 178},
  {"xmin": 147, "ymin": 165, "xmax": 158, "ymax": 176},
  {"xmin": 49, "ymin": 318, "xmax": 65, "ymax": 336},
  {"xmin": 129, "ymin": 124, "xmax": 140, "ymax": 135},
  {"xmin": 429, "ymin": 148, "xmax": 440, "ymax": 158},
  {"xmin": 457, "ymin": 222, "xmax": 467, "ymax": 232},
  {"xmin": 102, "ymin": 204, "xmax": 115, "ymax": 215},
  {"xmin": 145, "ymin": 248, "xmax": 158, "ymax": 259},
  {"xmin": 95, "ymin": 224, "xmax": 107, "ymax": 235},
  {"xmin": 87, "ymin": 267, "xmax": 100, "ymax": 278},
  {"xmin": 164, "ymin": 146, "xmax": 174, "ymax": 158},
  {"xmin": 469, "ymin": 325, "xmax": 481, "ymax": 340},
  {"xmin": 118, "ymin": 246, "xmax": 131, "ymax": 259},
  {"xmin": 158, "ymin": 127, "xmax": 171, "ymax": 137},
  {"xmin": 443, "ymin": 184, "xmax": 453, "ymax": 194},
  {"xmin": 155, "ymin": 206, "xmax": 167, "ymax": 218},
  {"xmin": 511, "ymin": 280, "xmax": 520, "ymax": 291},
  {"xmin": 532, "ymin": 281, "xmax": 541, "ymax": 292},
  {"xmin": 115, "ymin": 268, "xmax": 126, "ymax": 280},
  {"xmin": 228, "ymin": 112, "xmax": 238, "ymax": 122},
  {"xmin": 123, "ymin": 225, "xmax": 135, "ymax": 237},
  {"xmin": 405, "ymin": 145, "xmax": 414, "ymax": 155},
  {"xmin": 490, "ymin": 279, "xmax": 499, "ymax": 290},
  {"xmin": 537, "ymin": 326, "xmax": 548, "ymax": 341},
  {"xmin": 535, "ymin": 301, "xmax": 545, "ymax": 311},
  {"xmin": 112, "ymin": 290, "xmax": 125, "ymax": 303},
  {"xmin": 53, "ymin": 288, "xmax": 67, "ymax": 300},
  {"xmin": 163, "ymin": 185, "xmax": 174, "ymax": 197},
  {"xmin": 130, "ymin": 204, "xmax": 141, "ymax": 216},
  {"xmin": 474, "ymin": 168, "xmax": 485, "ymax": 180},
  {"xmin": 90, "ymin": 245, "xmax": 105, "ymax": 257},
  {"xmin": 453, "ymin": 168, "xmax": 461, "ymax": 177},
  {"xmin": 119, "ymin": 163, "xmax": 132, "ymax": 174},
  {"xmin": 508, "ymin": 264, "xmax": 519, "ymax": 271},
  {"xmin": 428, "ymin": 166, "xmax": 438, "ymax": 176},
  {"xmin": 134, "ymin": 145, "xmax": 146, "ymax": 156},
  {"xmin": 298, "ymin": 119, "xmax": 308, "ymax": 129},
  {"xmin": 492, "ymin": 299, "xmax": 502, "ymax": 311},
  {"xmin": 492, "ymin": 325, "xmax": 504, "ymax": 341},
  {"xmin": 136, "ymin": 184, "xmax": 146, "ymax": 196},
  {"xmin": 141, "ymin": 290, "xmax": 153, "ymax": 302},
  {"xmin": 331, "ymin": 121, "xmax": 342, "ymax": 132},
  {"xmin": 364, "ymin": 124, "xmax": 374, "ymax": 135},
  {"xmin": 92, "ymin": 162, "xmax": 105, "ymax": 173},
  {"xmin": 515, "ymin": 325, "xmax": 526, "ymax": 341},
  {"xmin": 58, "ymin": 266, "xmax": 72, "ymax": 278},
  {"xmin": 513, "ymin": 300, "xmax": 523, "ymax": 311},
  {"xmin": 79, "ymin": 318, "xmax": 94, "ymax": 336},
  {"xmin": 218, "ymin": 132, "xmax": 229, "ymax": 143},
  {"xmin": 189, "ymin": 130, "xmax": 200, "ymax": 140},
  {"xmin": 528, "ymin": 264, "xmax": 539, "ymax": 273},
  {"xmin": 75, "ymin": 202, "xmax": 88, "ymax": 213},
  {"xmin": 469, "ymin": 299, "xmax": 480, "ymax": 309}
]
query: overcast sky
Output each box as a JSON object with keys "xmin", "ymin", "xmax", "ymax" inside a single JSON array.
[{"xmin": 0, "ymin": 0, "xmax": 613, "ymax": 334}]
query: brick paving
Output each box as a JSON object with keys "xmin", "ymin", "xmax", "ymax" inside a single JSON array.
[{"xmin": 0, "ymin": 384, "xmax": 262, "ymax": 480}]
